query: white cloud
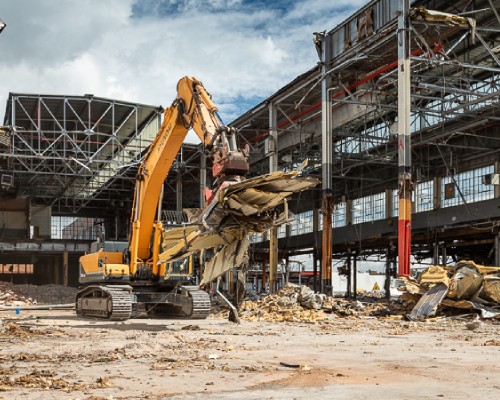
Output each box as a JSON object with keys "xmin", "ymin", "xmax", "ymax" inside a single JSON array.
[{"xmin": 0, "ymin": 0, "xmax": 369, "ymax": 142}]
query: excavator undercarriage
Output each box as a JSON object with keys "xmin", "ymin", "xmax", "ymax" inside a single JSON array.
[{"xmin": 75, "ymin": 284, "xmax": 211, "ymax": 321}]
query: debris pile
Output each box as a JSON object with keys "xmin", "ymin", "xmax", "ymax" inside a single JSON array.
[
  {"xmin": 236, "ymin": 284, "xmax": 406, "ymax": 322},
  {"xmin": 240, "ymin": 285, "xmax": 328, "ymax": 322},
  {"xmin": 0, "ymin": 282, "xmax": 77, "ymax": 305},
  {"xmin": 0, "ymin": 322, "xmax": 65, "ymax": 338},
  {"xmin": 402, "ymin": 260, "xmax": 500, "ymax": 320},
  {"xmin": 0, "ymin": 282, "xmax": 34, "ymax": 307},
  {"xmin": 0, "ymin": 369, "xmax": 111, "ymax": 393}
]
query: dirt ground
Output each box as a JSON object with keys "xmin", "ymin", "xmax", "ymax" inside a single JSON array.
[{"xmin": 0, "ymin": 310, "xmax": 499, "ymax": 400}]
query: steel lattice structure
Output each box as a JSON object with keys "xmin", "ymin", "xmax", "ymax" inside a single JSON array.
[
  {"xmin": 1, "ymin": 0, "xmax": 499, "ymax": 266},
  {"xmin": 1, "ymin": 94, "xmax": 162, "ymax": 214},
  {"xmin": 230, "ymin": 0, "xmax": 500, "ymax": 265}
]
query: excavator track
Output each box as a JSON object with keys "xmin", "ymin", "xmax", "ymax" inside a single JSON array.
[
  {"xmin": 76, "ymin": 285, "xmax": 132, "ymax": 321},
  {"xmin": 188, "ymin": 288, "xmax": 211, "ymax": 319},
  {"xmin": 165, "ymin": 286, "xmax": 211, "ymax": 319}
]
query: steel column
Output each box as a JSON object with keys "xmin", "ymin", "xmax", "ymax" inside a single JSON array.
[
  {"xmin": 352, "ymin": 253, "xmax": 358, "ymax": 300},
  {"xmin": 63, "ymin": 250, "xmax": 68, "ymax": 287},
  {"xmin": 269, "ymin": 226, "xmax": 278, "ymax": 293},
  {"xmin": 384, "ymin": 248, "xmax": 391, "ymax": 300},
  {"xmin": 268, "ymin": 103, "xmax": 278, "ymax": 293},
  {"xmin": 176, "ymin": 170, "xmax": 182, "ymax": 212},
  {"xmin": 319, "ymin": 31, "xmax": 333, "ymax": 293},
  {"xmin": 313, "ymin": 249, "xmax": 318, "ymax": 292},
  {"xmin": 268, "ymin": 103, "xmax": 278, "ymax": 172},
  {"xmin": 346, "ymin": 252, "xmax": 352, "ymax": 299},
  {"xmin": 200, "ymin": 151, "xmax": 207, "ymax": 208},
  {"xmin": 495, "ymin": 234, "xmax": 500, "ymax": 267},
  {"xmin": 261, "ymin": 262, "xmax": 267, "ymax": 293},
  {"xmin": 397, "ymin": 0, "xmax": 412, "ymax": 277}
]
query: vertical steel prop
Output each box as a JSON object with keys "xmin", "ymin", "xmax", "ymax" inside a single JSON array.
[
  {"xmin": 315, "ymin": 30, "xmax": 334, "ymax": 293},
  {"xmin": 268, "ymin": 103, "xmax": 279, "ymax": 293},
  {"xmin": 269, "ymin": 226, "xmax": 278, "ymax": 293},
  {"xmin": 397, "ymin": 0, "xmax": 413, "ymax": 277},
  {"xmin": 321, "ymin": 190, "xmax": 333, "ymax": 293}
]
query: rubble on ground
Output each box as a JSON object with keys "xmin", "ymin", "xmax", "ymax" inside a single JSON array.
[
  {"xmin": 401, "ymin": 260, "xmax": 500, "ymax": 320},
  {"xmin": 232, "ymin": 284, "xmax": 407, "ymax": 323},
  {"xmin": 0, "ymin": 282, "xmax": 78, "ymax": 306},
  {"xmin": 239, "ymin": 285, "xmax": 328, "ymax": 322},
  {"xmin": 0, "ymin": 282, "xmax": 34, "ymax": 307},
  {"xmin": 217, "ymin": 260, "xmax": 500, "ymax": 323}
]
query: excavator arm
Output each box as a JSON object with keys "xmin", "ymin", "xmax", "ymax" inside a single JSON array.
[{"xmin": 129, "ymin": 76, "xmax": 249, "ymax": 277}]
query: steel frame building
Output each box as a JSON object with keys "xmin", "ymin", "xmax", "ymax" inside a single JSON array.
[
  {"xmin": 230, "ymin": 0, "xmax": 500, "ymax": 291},
  {"xmin": 1, "ymin": 0, "xmax": 500, "ymax": 289}
]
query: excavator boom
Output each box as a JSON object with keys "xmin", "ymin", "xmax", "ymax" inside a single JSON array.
[{"xmin": 130, "ymin": 76, "xmax": 248, "ymax": 272}]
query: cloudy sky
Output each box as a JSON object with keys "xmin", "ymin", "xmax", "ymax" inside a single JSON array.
[{"xmin": 0, "ymin": 0, "xmax": 368, "ymax": 131}]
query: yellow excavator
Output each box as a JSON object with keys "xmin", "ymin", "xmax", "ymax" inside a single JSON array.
[{"xmin": 76, "ymin": 77, "xmax": 250, "ymax": 320}]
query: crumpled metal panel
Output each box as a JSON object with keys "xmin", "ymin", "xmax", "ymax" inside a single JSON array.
[
  {"xmin": 411, "ymin": 6, "xmax": 470, "ymax": 27},
  {"xmin": 404, "ymin": 260, "xmax": 500, "ymax": 319},
  {"xmin": 200, "ymin": 236, "xmax": 250, "ymax": 285},
  {"xmin": 441, "ymin": 298, "xmax": 500, "ymax": 319},
  {"xmin": 159, "ymin": 228, "xmax": 240, "ymax": 263},
  {"xmin": 408, "ymin": 283, "xmax": 449, "ymax": 321},
  {"xmin": 482, "ymin": 279, "xmax": 500, "ymax": 304},
  {"xmin": 226, "ymin": 189, "xmax": 290, "ymax": 216},
  {"xmin": 158, "ymin": 170, "xmax": 319, "ymax": 284},
  {"xmin": 161, "ymin": 226, "xmax": 198, "ymax": 252}
]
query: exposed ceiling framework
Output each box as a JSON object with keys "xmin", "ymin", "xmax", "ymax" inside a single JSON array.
[
  {"xmin": 231, "ymin": 0, "xmax": 500, "ymax": 210},
  {"xmin": 1, "ymin": 0, "xmax": 499, "ymax": 250},
  {"xmin": 1, "ymin": 94, "xmax": 163, "ymax": 214}
]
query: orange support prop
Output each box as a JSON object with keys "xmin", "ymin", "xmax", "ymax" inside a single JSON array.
[{"xmin": 398, "ymin": 195, "xmax": 411, "ymax": 277}]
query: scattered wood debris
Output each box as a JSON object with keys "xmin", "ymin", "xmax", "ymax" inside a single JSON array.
[
  {"xmin": 0, "ymin": 367, "xmax": 112, "ymax": 392},
  {"xmin": 0, "ymin": 282, "xmax": 34, "ymax": 307}
]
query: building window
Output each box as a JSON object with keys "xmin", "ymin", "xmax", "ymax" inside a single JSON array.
[
  {"xmin": 352, "ymin": 192, "xmax": 385, "ymax": 224},
  {"xmin": 0, "ymin": 264, "xmax": 34, "ymax": 274},
  {"xmin": 441, "ymin": 165, "xmax": 494, "ymax": 208},
  {"xmin": 333, "ymin": 202, "xmax": 347, "ymax": 228},
  {"xmin": 277, "ymin": 223, "xmax": 287, "ymax": 239},
  {"xmin": 416, "ymin": 180, "xmax": 434, "ymax": 212},
  {"xmin": 392, "ymin": 189, "xmax": 399, "ymax": 218},
  {"xmin": 249, "ymin": 233, "xmax": 263, "ymax": 243},
  {"xmin": 290, "ymin": 210, "xmax": 313, "ymax": 236}
]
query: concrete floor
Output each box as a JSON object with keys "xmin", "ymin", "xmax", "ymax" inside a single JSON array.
[{"xmin": 0, "ymin": 310, "xmax": 499, "ymax": 399}]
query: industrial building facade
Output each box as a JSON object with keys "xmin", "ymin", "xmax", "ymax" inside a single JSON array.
[{"xmin": 1, "ymin": 0, "xmax": 499, "ymax": 291}]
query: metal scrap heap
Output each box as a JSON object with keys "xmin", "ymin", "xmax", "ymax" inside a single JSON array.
[{"xmin": 402, "ymin": 260, "xmax": 500, "ymax": 320}]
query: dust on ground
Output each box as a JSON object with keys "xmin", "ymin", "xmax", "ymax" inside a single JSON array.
[{"xmin": 0, "ymin": 308, "xmax": 499, "ymax": 400}]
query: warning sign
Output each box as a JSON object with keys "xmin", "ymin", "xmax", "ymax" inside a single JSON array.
[{"xmin": 373, "ymin": 282, "xmax": 380, "ymax": 291}]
